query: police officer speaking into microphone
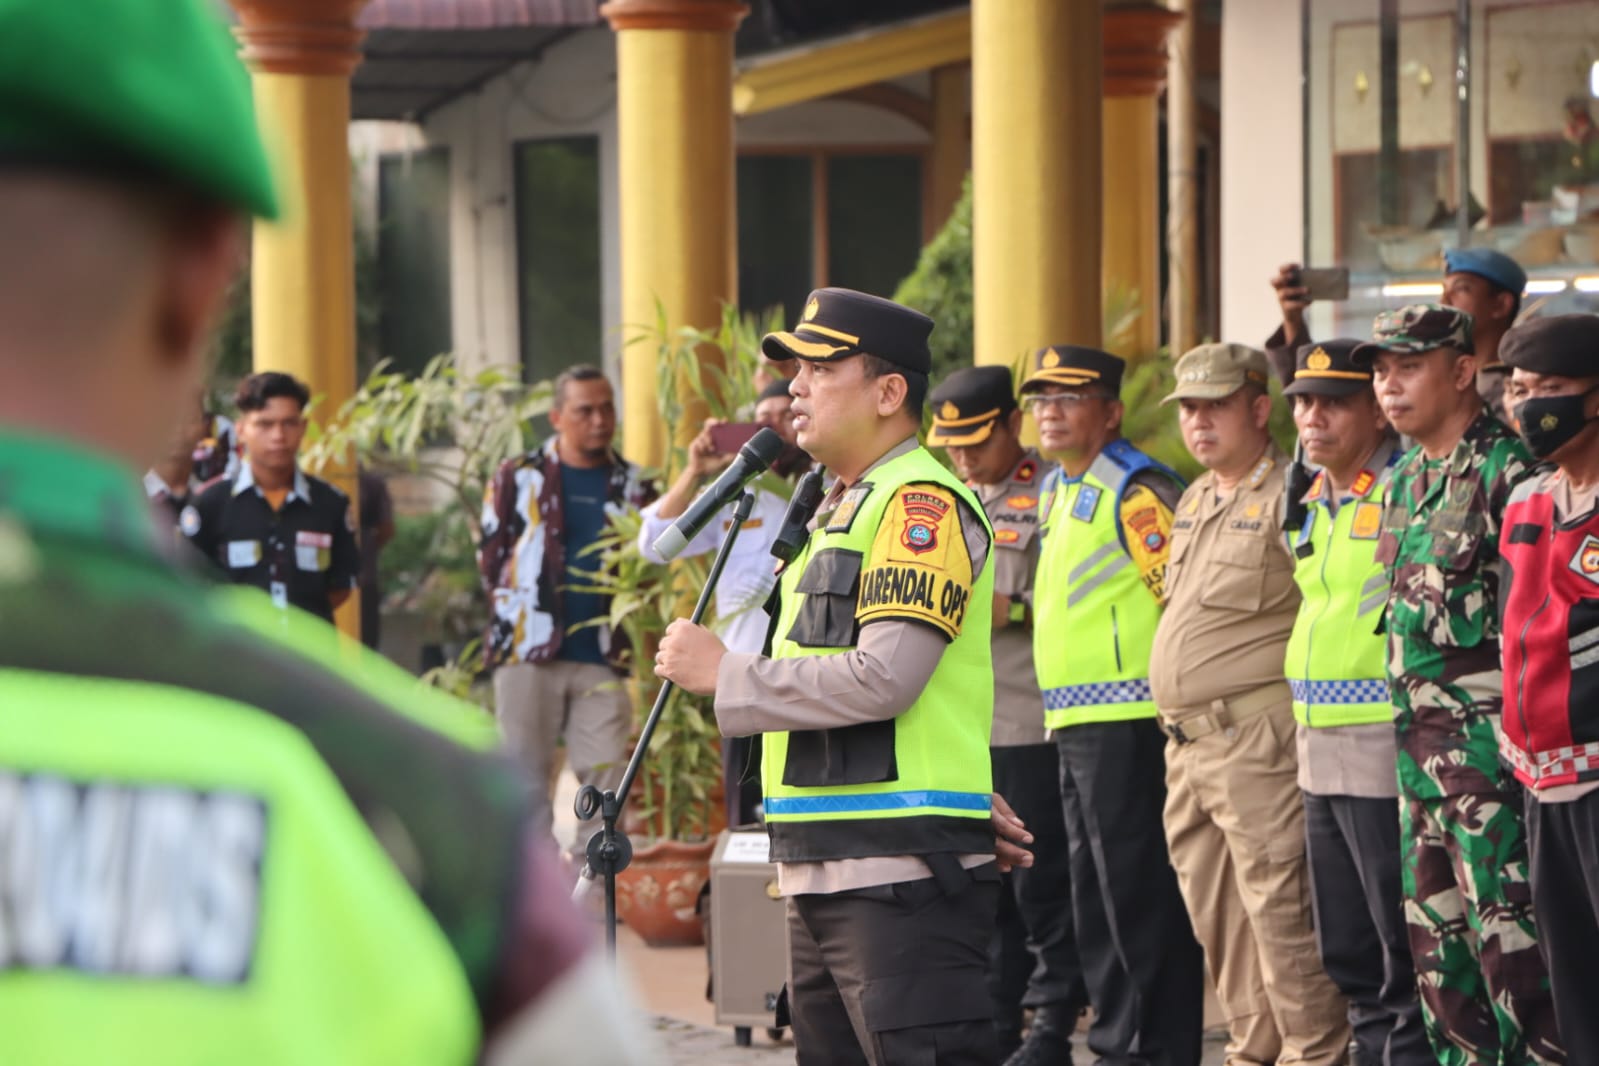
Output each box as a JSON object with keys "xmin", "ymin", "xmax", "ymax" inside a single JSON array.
[{"xmin": 655, "ymin": 287, "xmax": 1018, "ymax": 1065}]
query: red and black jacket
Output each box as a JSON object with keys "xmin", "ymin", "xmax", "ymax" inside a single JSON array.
[{"xmin": 1500, "ymin": 474, "xmax": 1599, "ymax": 789}]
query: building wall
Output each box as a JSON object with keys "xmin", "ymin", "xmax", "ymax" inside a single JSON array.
[{"xmin": 1218, "ymin": 0, "xmax": 1303, "ymax": 345}]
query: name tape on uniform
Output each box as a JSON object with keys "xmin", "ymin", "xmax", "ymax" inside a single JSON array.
[{"xmin": 0, "ymin": 771, "xmax": 265, "ymax": 985}]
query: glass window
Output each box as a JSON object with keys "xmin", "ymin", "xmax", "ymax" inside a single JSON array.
[
  {"xmin": 737, "ymin": 155, "xmax": 813, "ymax": 323},
  {"xmin": 1303, "ymin": 0, "xmax": 1599, "ymax": 335},
  {"xmin": 514, "ymin": 137, "xmax": 602, "ymax": 385},
  {"xmin": 377, "ymin": 149, "xmax": 452, "ymax": 378}
]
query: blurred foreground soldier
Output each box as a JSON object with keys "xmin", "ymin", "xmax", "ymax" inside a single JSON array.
[
  {"xmin": 1354, "ymin": 306, "xmax": 1560, "ymax": 1064},
  {"xmin": 1152, "ymin": 343, "xmax": 1351, "ymax": 1065},
  {"xmin": 928, "ymin": 366, "xmax": 1089, "ymax": 1063},
  {"xmin": 1018, "ymin": 347, "xmax": 1205, "ymax": 1066},
  {"xmin": 656, "ymin": 288, "xmax": 1006, "ymax": 1065},
  {"xmin": 1497, "ymin": 315, "xmax": 1599, "ymax": 1063},
  {"xmin": 0, "ymin": 1, "xmax": 645, "ymax": 1062},
  {"xmin": 1281, "ymin": 341, "xmax": 1431, "ymax": 1065},
  {"xmin": 184, "ymin": 372, "xmax": 360, "ymax": 624},
  {"xmin": 1269, "ymin": 249, "xmax": 1525, "ymax": 418}
]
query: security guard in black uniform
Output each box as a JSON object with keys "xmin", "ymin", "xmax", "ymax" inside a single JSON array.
[
  {"xmin": 184, "ymin": 372, "xmax": 359, "ymax": 624},
  {"xmin": 927, "ymin": 366, "xmax": 1088, "ymax": 1062}
]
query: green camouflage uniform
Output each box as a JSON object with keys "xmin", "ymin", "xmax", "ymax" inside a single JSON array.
[{"xmin": 1377, "ymin": 398, "xmax": 1561, "ymax": 1065}]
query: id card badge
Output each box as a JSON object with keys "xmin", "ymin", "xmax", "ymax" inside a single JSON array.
[{"xmin": 269, "ymin": 581, "xmax": 288, "ymax": 610}]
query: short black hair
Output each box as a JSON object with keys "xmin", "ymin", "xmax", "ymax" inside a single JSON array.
[
  {"xmin": 758, "ymin": 378, "xmax": 793, "ymax": 403},
  {"xmin": 859, "ymin": 354, "xmax": 928, "ymax": 420},
  {"xmin": 234, "ymin": 371, "xmax": 310, "ymax": 414},
  {"xmin": 553, "ymin": 364, "xmax": 609, "ymax": 408}
]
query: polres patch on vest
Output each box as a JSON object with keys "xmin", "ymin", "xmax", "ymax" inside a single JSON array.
[
  {"xmin": 0, "ymin": 771, "xmax": 265, "ymax": 985},
  {"xmin": 825, "ymin": 483, "xmax": 874, "ymax": 534},
  {"xmin": 1570, "ymin": 534, "xmax": 1599, "ymax": 584},
  {"xmin": 1071, "ymin": 485, "xmax": 1102, "ymax": 523}
]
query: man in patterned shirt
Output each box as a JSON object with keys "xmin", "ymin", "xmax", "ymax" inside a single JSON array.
[
  {"xmin": 1359, "ymin": 304, "xmax": 1562, "ymax": 1065},
  {"xmin": 478, "ymin": 365, "xmax": 656, "ymax": 849}
]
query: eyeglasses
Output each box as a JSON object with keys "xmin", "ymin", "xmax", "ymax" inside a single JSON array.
[{"xmin": 1021, "ymin": 392, "xmax": 1110, "ymax": 414}]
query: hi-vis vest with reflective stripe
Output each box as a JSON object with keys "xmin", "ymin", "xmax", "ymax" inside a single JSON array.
[
  {"xmin": 1284, "ymin": 468, "xmax": 1395, "ymax": 728},
  {"xmin": 1034, "ymin": 439, "xmax": 1175, "ymax": 730},
  {"xmin": 763, "ymin": 446, "xmax": 995, "ymax": 863}
]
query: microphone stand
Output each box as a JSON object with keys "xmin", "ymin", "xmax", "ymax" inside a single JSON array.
[{"xmin": 572, "ymin": 489, "xmax": 757, "ymax": 960}]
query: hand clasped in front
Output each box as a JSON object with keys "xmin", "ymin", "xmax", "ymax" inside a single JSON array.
[{"xmin": 653, "ymin": 617, "xmax": 727, "ymax": 696}]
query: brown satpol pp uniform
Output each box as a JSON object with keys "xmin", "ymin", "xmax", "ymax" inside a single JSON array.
[{"xmin": 1150, "ymin": 344, "xmax": 1350, "ymax": 1066}]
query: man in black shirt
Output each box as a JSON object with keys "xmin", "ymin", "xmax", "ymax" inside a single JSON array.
[{"xmin": 184, "ymin": 372, "xmax": 358, "ymax": 624}]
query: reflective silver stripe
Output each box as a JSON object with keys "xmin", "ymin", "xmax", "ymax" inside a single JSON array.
[
  {"xmin": 1573, "ymin": 644, "xmax": 1599, "ymax": 672},
  {"xmin": 1068, "ymin": 541, "xmax": 1121, "ymax": 586},
  {"xmin": 1571, "ymin": 627, "xmax": 1599, "ymax": 655},
  {"xmin": 1358, "ymin": 591, "xmax": 1387, "ymax": 617},
  {"xmin": 1360, "ymin": 572, "xmax": 1388, "ymax": 598},
  {"xmin": 1068, "ymin": 555, "xmax": 1131, "ymax": 607},
  {"xmin": 1085, "ymin": 452, "xmax": 1122, "ymax": 489}
]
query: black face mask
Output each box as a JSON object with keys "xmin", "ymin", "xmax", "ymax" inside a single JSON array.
[{"xmin": 1515, "ymin": 387, "xmax": 1599, "ymax": 460}]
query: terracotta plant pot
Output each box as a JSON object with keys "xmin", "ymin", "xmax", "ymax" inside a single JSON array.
[{"xmin": 616, "ymin": 837, "xmax": 715, "ymax": 947}]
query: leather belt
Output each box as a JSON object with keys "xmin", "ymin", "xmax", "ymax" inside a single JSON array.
[{"xmin": 1159, "ymin": 681, "xmax": 1290, "ymax": 745}]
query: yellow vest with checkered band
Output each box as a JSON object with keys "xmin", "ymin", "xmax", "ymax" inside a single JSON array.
[
  {"xmin": 1034, "ymin": 439, "xmax": 1175, "ymax": 730},
  {"xmin": 1284, "ymin": 466, "xmax": 1395, "ymax": 728},
  {"xmin": 762, "ymin": 445, "xmax": 995, "ymax": 863}
]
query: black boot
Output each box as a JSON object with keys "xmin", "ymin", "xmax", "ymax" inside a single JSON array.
[{"xmin": 1003, "ymin": 1004, "xmax": 1076, "ymax": 1066}]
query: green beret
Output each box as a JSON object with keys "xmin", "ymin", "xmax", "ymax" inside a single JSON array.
[{"xmin": 0, "ymin": 0, "xmax": 278, "ymax": 219}]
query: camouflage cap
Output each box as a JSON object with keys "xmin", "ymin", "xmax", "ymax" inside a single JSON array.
[
  {"xmin": 1351, "ymin": 303, "xmax": 1475, "ymax": 366},
  {"xmin": 1161, "ymin": 343, "xmax": 1269, "ymax": 405}
]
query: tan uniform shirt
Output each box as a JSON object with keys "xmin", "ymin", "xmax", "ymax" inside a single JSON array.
[
  {"xmin": 1151, "ymin": 443, "xmax": 1302, "ymax": 714},
  {"xmin": 1295, "ymin": 438, "xmax": 1403, "ymax": 799},
  {"xmin": 975, "ymin": 450, "xmax": 1053, "ymax": 747},
  {"xmin": 714, "ymin": 437, "xmax": 994, "ymax": 894}
]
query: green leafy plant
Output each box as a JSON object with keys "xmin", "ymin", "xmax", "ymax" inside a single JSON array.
[{"xmin": 302, "ymin": 354, "xmax": 553, "ymax": 679}]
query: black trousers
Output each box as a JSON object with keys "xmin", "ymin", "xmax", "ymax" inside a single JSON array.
[
  {"xmin": 787, "ymin": 868, "xmax": 1003, "ymax": 1066},
  {"xmin": 990, "ymin": 743, "xmax": 1088, "ymax": 1026},
  {"xmin": 1302, "ymin": 791, "xmax": 1431, "ymax": 1066},
  {"xmin": 1057, "ymin": 720, "xmax": 1204, "ymax": 1066},
  {"xmin": 1525, "ymin": 787, "xmax": 1599, "ymax": 1065}
]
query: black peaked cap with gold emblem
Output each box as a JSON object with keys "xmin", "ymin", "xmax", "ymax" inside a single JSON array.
[
  {"xmin": 1018, "ymin": 345, "xmax": 1126, "ymax": 396},
  {"xmin": 1283, "ymin": 339, "xmax": 1372, "ymax": 397},
  {"xmin": 761, "ymin": 287, "xmax": 934, "ymax": 375},
  {"xmin": 927, "ymin": 366, "xmax": 1017, "ymax": 447}
]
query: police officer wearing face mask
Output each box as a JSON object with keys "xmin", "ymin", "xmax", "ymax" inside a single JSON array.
[{"xmin": 1497, "ymin": 313, "xmax": 1599, "ymax": 1064}]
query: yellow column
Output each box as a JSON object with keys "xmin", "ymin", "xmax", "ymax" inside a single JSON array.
[
  {"xmin": 602, "ymin": 0, "xmax": 747, "ymax": 470},
  {"xmin": 972, "ymin": 0, "xmax": 1102, "ymax": 368},
  {"xmin": 232, "ymin": 0, "xmax": 368, "ymax": 639},
  {"xmin": 1103, "ymin": 5, "xmax": 1182, "ymax": 355},
  {"xmin": 927, "ymin": 64, "xmax": 968, "ymax": 238},
  {"xmin": 1165, "ymin": 0, "xmax": 1202, "ymax": 356}
]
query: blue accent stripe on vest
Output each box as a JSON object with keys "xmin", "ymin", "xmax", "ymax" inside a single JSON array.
[
  {"xmin": 1288, "ymin": 679, "xmax": 1390, "ymax": 705},
  {"xmin": 764, "ymin": 790, "xmax": 992, "ymax": 816},
  {"xmin": 1043, "ymin": 679, "xmax": 1153, "ymax": 710}
]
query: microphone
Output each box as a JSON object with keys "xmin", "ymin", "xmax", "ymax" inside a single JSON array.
[
  {"xmin": 651, "ymin": 427, "xmax": 785, "ymax": 561},
  {"xmin": 771, "ymin": 469, "xmax": 825, "ymax": 564}
]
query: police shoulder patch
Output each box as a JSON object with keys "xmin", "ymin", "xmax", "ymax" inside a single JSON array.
[
  {"xmin": 857, "ymin": 483, "xmax": 973, "ymax": 640},
  {"xmin": 1570, "ymin": 534, "xmax": 1599, "ymax": 584}
]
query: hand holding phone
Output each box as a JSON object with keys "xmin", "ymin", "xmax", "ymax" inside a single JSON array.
[
  {"xmin": 707, "ymin": 421, "xmax": 763, "ymax": 455},
  {"xmin": 1295, "ymin": 266, "xmax": 1350, "ymax": 302}
]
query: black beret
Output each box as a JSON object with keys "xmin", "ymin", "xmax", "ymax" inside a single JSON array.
[{"xmin": 1499, "ymin": 315, "xmax": 1599, "ymax": 378}]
